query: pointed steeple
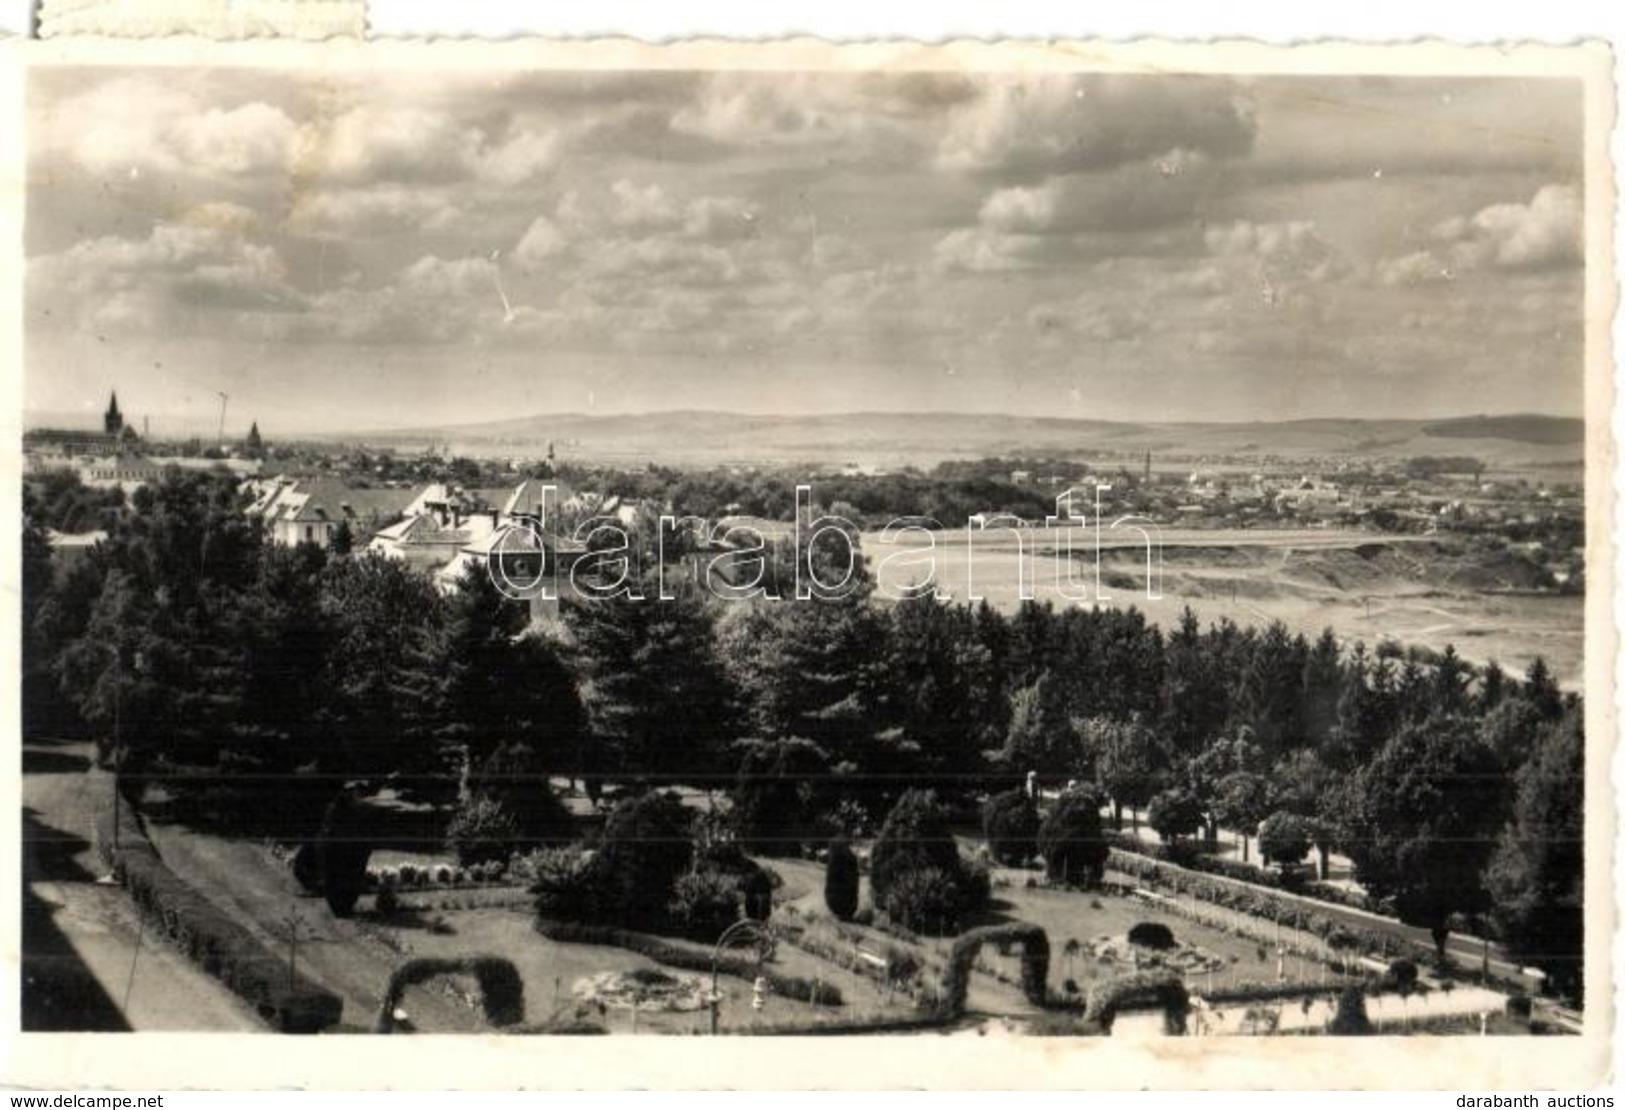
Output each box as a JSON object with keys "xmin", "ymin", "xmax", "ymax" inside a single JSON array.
[{"xmin": 104, "ymin": 391, "xmax": 124, "ymax": 436}]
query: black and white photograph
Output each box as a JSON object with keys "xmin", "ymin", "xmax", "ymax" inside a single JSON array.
[{"xmin": 9, "ymin": 35, "xmax": 1614, "ymax": 1087}]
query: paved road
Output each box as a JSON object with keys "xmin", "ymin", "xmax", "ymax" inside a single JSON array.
[{"xmin": 23, "ymin": 737, "xmax": 262, "ymax": 1032}]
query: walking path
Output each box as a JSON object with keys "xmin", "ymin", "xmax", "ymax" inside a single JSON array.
[{"xmin": 23, "ymin": 737, "xmax": 262, "ymax": 1031}]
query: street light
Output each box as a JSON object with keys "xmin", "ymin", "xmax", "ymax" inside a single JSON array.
[{"xmin": 709, "ymin": 919, "xmax": 773, "ymax": 1035}]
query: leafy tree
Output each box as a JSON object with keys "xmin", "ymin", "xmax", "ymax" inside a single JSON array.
[
  {"xmin": 824, "ymin": 839, "xmax": 860, "ymax": 921},
  {"xmin": 1037, "ymin": 787, "xmax": 1109, "ymax": 887},
  {"xmin": 982, "ymin": 787, "xmax": 1040, "ymax": 866},
  {"xmin": 1091, "ymin": 716, "xmax": 1163, "ymax": 831},
  {"xmin": 1212, "ymin": 771, "xmax": 1274, "ymax": 863},
  {"xmin": 1340, "ymin": 717, "xmax": 1507, "ymax": 960},
  {"xmin": 1002, "ymin": 671, "xmax": 1081, "ymax": 779},
  {"xmin": 1257, "ymin": 811, "xmax": 1313, "ymax": 868},
  {"xmin": 1274, "ymin": 749, "xmax": 1339, "ymax": 878},
  {"xmin": 1147, "ymin": 787, "xmax": 1204, "ymax": 852},
  {"xmin": 1485, "ymin": 711, "xmax": 1584, "ymax": 998}
]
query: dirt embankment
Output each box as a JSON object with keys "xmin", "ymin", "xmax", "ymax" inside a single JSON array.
[{"xmin": 1100, "ymin": 540, "xmax": 1552, "ymax": 603}]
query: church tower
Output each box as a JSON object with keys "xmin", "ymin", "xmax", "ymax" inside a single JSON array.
[{"xmin": 104, "ymin": 392, "xmax": 124, "ymax": 436}]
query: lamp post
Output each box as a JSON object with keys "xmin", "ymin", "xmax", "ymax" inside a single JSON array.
[{"xmin": 709, "ymin": 919, "xmax": 773, "ymax": 1035}]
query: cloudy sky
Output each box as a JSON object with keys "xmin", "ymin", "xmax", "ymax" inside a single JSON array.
[{"xmin": 24, "ymin": 66, "xmax": 1584, "ymax": 435}]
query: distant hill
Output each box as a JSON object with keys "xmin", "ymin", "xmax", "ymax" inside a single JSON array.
[
  {"xmin": 1421, "ymin": 415, "xmax": 1586, "ymax": 445},
  {"xmin": 345, "ymin": 410, "xmax": 1585, "ymax": 470}
]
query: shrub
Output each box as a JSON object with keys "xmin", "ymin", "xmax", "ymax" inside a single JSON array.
[
  {"xmin": 824, "ymin": 839, "xmax": 860, "ymax": 921},
  {"xmin": 879, "ymin": 867, "xmax": 966, "ymax": 936},
  {"xmin": 469, "ymin": 743, "xmax": 575, "ymax": 851},
  {"xmin": 668, "ymin": 869, "xmax": 743, "ymax": 940},
  {"xmin": 374, "ymin": 887, "xmax": 400, "ymax": 917},
  {"xmin": 1329, "ymin": 985, "xmax": 1374, "ymax": 1035},
  {"xmin": 317, "ymin": 791, "xmax": 372, "ymax": 918},
  {"xmin": 528, "ymin": 847, "xmax": 598, "ymax": 921},
  {"xmin": 435, "ymin": 864, "xmax": 453, "ymax": 885},
  {"xmin": 1127, "ymin": 922, "xmax": 1176, "ymax": 951},
  {"xmin": 447, "ymin": 793, "xmax": 522, "ymax": 867},
  {"xmin": 694, "ymin": 841, "xmax": 775, "ymax": 923},
  {"xmin": 1038, "ymin": 788, "xmax": 1109, "ymax": 887},
  {"xmin": 982, "ymin": 789, "xmax": 1040, "ymax": 866},
  {"xmin": 587, "ymin": 791, "xmax": 694, "ymax": 931}
]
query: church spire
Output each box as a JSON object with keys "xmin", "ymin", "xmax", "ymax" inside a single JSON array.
[{"xmin": 104, "ymin": 391, "xmax": 123, "ymax": 436}]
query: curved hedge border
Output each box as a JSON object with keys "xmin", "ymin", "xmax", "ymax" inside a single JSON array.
[
  {"xmin": 939, "ymin": 923, "xmax": 1050, "ymax": 1018},
  {"xmin": 1084, "ymin": 968, "xmax": 1189, "ymax": 1033},
  {"xmin": 95, "ymin": 795, "xmax": 343, "ymax": 1033},
  {"xmin": 374, "ymin": 955, "xmax": 524, "ymax": 1032},
  {"xmin": 533, "ymin": 918, "xmax": 844, "ymax": 1007}
]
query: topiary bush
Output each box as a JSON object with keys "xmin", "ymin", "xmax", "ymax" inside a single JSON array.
[
  {"xmin": 982, "ymin": 788, "xmax": 1040, "ymax": 866},
  {"xmin": 317, "ymin": 790, "xmax": 372, "ymax": 919},
  {"xmin": 447, "ymin": 792, "xmax": 522, "ymax": 867},
  {"xmin": 1127, "ymin": 922, "xmax": 1176, "ymax": 951},
  {"xmin": 824, "ymin": 838, "xmax": 860, "ymax": 921},
  {"xmin": 870, "ymin": 789, "xmax": 986, "ymax": 933},
  {"xmin": 1038, "ymin": 787, "xmax": 1109, "ymax": 887}
]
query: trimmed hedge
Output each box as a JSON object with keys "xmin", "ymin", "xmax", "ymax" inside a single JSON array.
[
  {"xmin": 533, "ymin": 918, "xmax": 844, "ymax": 1007},
  {"xmin": 1104, "ymin": 831, "xmax": 1374, "ymax": 911},
  {"xmin": 1083, "ymin": 969, "xmax": 1189, "ymax": 1033},
  {"xmin": 938, "ymin": 923, "xmax": 1050, "ymax": 1018},
  {"xmin": 374, "ymin": 955, "xmax": 524, "ymax": 1032},
  {"xmin": 1106, "ymin": 848, "xmax": 1415, "ymax": 966},
  {"xmin": 95, "ymin": 798, "xmax": 343, "ymax": 1033}
]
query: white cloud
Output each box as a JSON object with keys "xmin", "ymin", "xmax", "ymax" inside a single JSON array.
[
  {"xmin": 1379, "ymin": 185, "xmax": 1581, "ymax": 285},
  {"xmin": 937, "ymin": 76, "xmax": 1253, "ymax": 178},
  {"xmin": 932, "ymin": 227, "xmax": 1044, "ymax": 273},
  {"xmin": 514, "ymin": 215, "xmax": 568, "ymax": 266},
  {"xmin": 979, "ymin": 183, "xmax": 1059, "ymax": 234},
  {"xmin": 288, "ymin": 186, "xmax": 460, "ymax": 239}
]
